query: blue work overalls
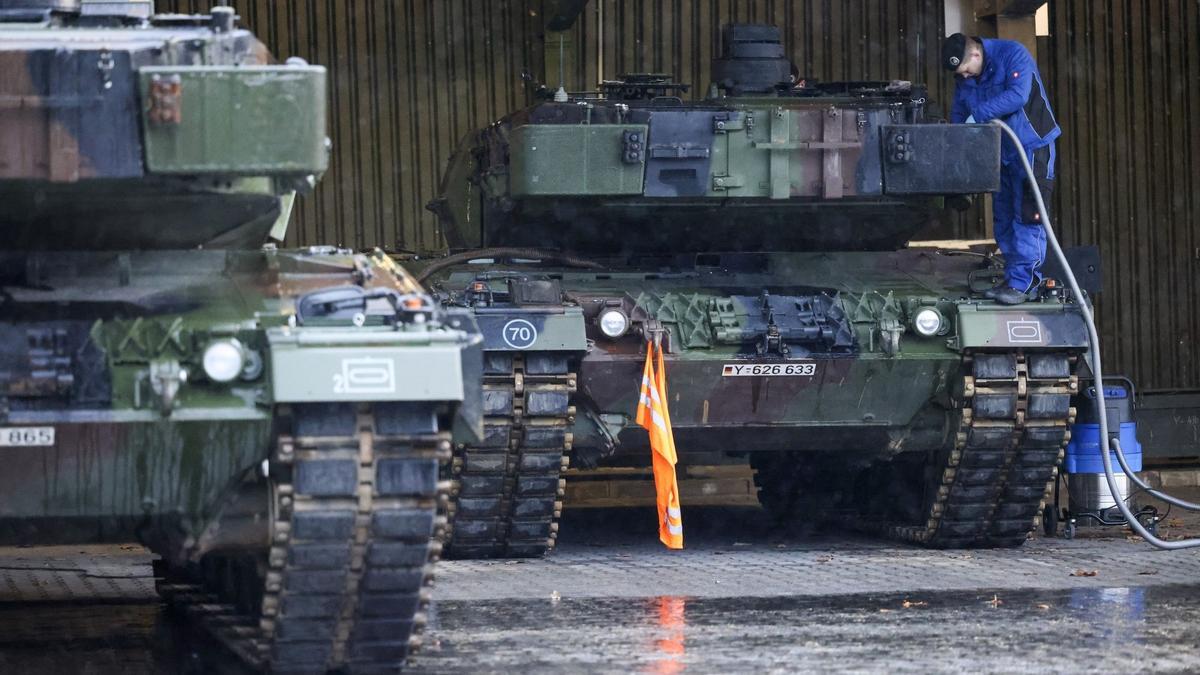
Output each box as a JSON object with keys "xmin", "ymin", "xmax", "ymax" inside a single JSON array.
[{"xmin": 951, "ymin": 39, "xmax": 1061, "ymax": 293}]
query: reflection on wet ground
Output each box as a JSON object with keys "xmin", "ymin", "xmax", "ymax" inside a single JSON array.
[
  {"xmin": 0, "ymin": 602, "xmax": 252, "ymax": 675},
  {"xmin": 9, "ymin": 585, "xmax": 1194, "ymax": 674},
  {"xmin": 415, "ymin": 585, "xmax": 1200, "ymax": 674}
]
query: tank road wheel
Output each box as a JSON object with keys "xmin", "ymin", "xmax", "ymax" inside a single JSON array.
[
  {"xmin": 157, "ymin": 403, "xmax": 451, "ymax": 673},
  {"xmin": 443, "ymin": 352, "xmax": 574, "ymax": 559},
  {"xmin": 864, "ymin": 351, "xmax": 1077, "ymax": 549}
]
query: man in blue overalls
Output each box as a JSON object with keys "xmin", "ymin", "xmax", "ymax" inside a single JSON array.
[{"xmin": 943, "ymin": 33, "xmax": 1061, "ymax": 305}]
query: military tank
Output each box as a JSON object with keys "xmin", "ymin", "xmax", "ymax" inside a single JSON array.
[
  {"xmin": 0, "ymin": 2, "xmax": 482, "ymax": 672},
  {"xmin": 420, "ymin": 22, "xmax": 1089, "ymax": 557}
]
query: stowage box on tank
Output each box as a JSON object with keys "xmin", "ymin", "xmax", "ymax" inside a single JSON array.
[
  {"xmin": 0, "ymin": 2, "xmax": 482, "ymax": 672},
  {"xmin": 421, "ymin": 23, "xmax": 1088, "ymax": 558}
]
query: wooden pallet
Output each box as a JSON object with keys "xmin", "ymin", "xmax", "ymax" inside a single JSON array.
[{"xmin": 563, "ymin": 465, "xmax": 760, "ymax": 508}]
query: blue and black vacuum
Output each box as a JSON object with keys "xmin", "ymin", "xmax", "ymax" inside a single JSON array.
[{"xmin": 1046, "ymin": 378, "xmax": 1159, "ymax": 538}]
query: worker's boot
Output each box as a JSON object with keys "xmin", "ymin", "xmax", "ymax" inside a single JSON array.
[
  {"xmin": 982, "ymin": 281, "xmax": 1008, "ymax": 299},
  {"xmin": 993, "ymin": 286, "xmax": 1037, "ymax": 305}
]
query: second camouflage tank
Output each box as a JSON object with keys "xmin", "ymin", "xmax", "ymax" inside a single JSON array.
[{"xmin": 419, "ymin": 23, "xmax": 1088, "ymax": 557}]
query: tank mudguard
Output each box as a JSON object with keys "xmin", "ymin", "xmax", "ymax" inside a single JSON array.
[
  {"xmin": 955, "ymin": 305, "xmax": 1089, "ymax": 350},
  {"xmin": 471, "ymin": 307, "xmax": 588, "ymax": 352},
  {"xmin": 266, "ymin": 326, "xmax": 471, "ymax": 403}
]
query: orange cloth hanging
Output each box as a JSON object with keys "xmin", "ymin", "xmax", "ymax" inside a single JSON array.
[{"xmin": 635, "ymin": 339, "xmax": 683, "ymax": 549}]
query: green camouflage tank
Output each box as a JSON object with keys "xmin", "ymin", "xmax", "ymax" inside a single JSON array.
[
  {"xmin": 420, "ymin": 23, "xmax": 1090, "ymax": 558},
  {"xmin": 0, "ymin": 2, "xmax": 482, "ymax": 671}
]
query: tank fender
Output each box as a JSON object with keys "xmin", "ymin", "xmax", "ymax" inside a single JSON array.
[
  {"xmin": 265, "ymin": 327, "xmax": 470, "ymax": 403},
  {"xmin": 955, "ymin": 305, "xmax": 1089, "ymax": 350},
  {"xmin": 472, "ymin": 307, "xmax": 588, "ymax": 352}
]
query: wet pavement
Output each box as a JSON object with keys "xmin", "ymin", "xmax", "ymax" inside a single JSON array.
[
  {"xmin": 416, "ymin": 585, "xmax": 1200, "ymax": 674},
  {"xmin": 1, "ymin": 497, "xmax": 1199, "ymax": 673}
]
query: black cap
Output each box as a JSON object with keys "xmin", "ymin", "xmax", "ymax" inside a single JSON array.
[{"xmin": 942, "ymin": 33, "xmax": 967, "ymax": 71}]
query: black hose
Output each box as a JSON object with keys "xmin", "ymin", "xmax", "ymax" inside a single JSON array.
[
  {"xmin": 993, "ymin": 119, "xmax": 1200, "ymax": 549},
  {"xmin": 415, "ymin": 247, "xmax": 605, "ymax": 284}
]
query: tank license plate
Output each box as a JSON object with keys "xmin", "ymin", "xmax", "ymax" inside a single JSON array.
[
  {"xmin": 0, "ymin": 427, "xmax": 55, "ymax": 447},
  {"xmin": 722, "ymin": 363, "xmax": 817, "ymax": 377}
]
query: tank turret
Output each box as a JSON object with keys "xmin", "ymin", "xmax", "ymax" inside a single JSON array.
[
  {"xmin": 430, "ymin": 22, "xmax": 1000, "ymax": 254},
  {"xmin": 2, "ymin": 0, "xmax": 158, "ymax": 18},
  {"xmin": 0, "ymin": 2, "xmax": 326, "ymax": 249}
]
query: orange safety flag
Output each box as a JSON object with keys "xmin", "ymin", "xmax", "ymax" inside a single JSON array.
[{"xmin": 635, "ymin": 338, "xmax": 683, "ymax": 549}]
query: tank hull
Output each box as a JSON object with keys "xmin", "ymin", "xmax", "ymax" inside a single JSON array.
[
  {"xmin": 0, "ymin": 248, "xmax": 484, "ymax": 670},
  {"xmin": 420, "ymin": 248, "xmax": 1087, "ymax": 555},
  {"xmin": 0, "ymin": 415, "xmax": 269, "ymax": 545}
]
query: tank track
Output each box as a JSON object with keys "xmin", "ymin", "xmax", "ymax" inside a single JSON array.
[
  {"xmin": 443, "ymin": 351, "xmax": 573, "ymax": 559},
  {"xmin": 887, "ymin": 351, "xmax": 1078, "ymax": 548},
  {"xmin": 157, "ymin": 402, "xmax": 450, "ymax": 673}
]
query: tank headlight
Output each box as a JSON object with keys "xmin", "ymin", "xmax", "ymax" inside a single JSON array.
[
  {"xmin": 598, "ymin": 309, "xmax": 629, "ymax": 338},
  {"xmin": 203, "ymin": 339, "xmax": 245, "ymax": 383},
  {"xmin": 912, "ymin": 308, "xmax": 943, "ymax": 337}
]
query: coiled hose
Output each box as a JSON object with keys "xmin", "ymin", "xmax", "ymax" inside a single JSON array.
[{"xmin": 993, "ymin": 119, "xmax": 1200, "ymax": 548}]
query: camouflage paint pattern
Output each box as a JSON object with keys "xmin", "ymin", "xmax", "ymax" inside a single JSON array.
[
  {"xmin": 0, "ymin": 247, "xmax": 482, "ymax": 553},
  {"xmin": 431, "ymin": 78, "xmax": 1000, "ymax": 253},
  {"xmin": 425, "ymin": 248, "xmax": 1087, "ymax": 461},
  {"xmin": 0, "ymin": 2, "xmax": 322, "ymax": 250}
]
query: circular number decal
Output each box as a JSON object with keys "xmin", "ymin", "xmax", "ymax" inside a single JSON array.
[{"xmin": 502, "ymin": 319, "xmax": 538, "ymax": 349}]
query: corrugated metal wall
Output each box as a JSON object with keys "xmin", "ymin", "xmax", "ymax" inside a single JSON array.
[
  {"xmin": 161, "ymin": 0, "xmax": 542, "ymax": 252},
  {"xmin": 1039, "ymin": 1, "xmax": 1200, "ymax": 391},
  {"xmin": 155, "ymin": 1, "xmax": 1198, "ymax": 392},
  {"xmin": 563, "ymin": 0, "xmax": 950, "ymax": 103}
]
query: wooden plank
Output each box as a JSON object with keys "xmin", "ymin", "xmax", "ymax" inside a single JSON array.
[{"xmin": 564, "ymin": 464, "xmax": 759, "ymax": 508}]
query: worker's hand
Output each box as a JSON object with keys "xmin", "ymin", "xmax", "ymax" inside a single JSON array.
[{"xmin": 965, "ymin": 114, "xmax": 976, "ymax": 123}]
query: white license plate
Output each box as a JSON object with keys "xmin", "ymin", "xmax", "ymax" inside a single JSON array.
[
  {"xmin": 722, "ymin": 363, "xmax": 817, "ymax": 377},
  {"xmin": 0, "ymin": 427, "xmax": 56, "ymax": 447}
]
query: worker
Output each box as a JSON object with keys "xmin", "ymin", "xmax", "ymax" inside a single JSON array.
[{"xmin": 943, "ymin": 33, "xmax": 1060, "ymax": 305}]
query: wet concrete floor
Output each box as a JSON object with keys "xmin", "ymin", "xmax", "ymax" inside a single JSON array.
[{"xmin": 1, "ymin": 498, "xmax": 1199, "ymax": 674}]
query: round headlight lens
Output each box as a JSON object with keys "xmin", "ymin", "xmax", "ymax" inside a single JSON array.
[
  {"xmin": 598, "ymin": 309, "xmax": 629, "ymax": 338},
  {"xmin": 913, "ymin": 308, "xmax": 943, "ymax": 337},
  {"xmin": 203, "ymin": 340, "xmax": 245, "ymax": 383}
]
